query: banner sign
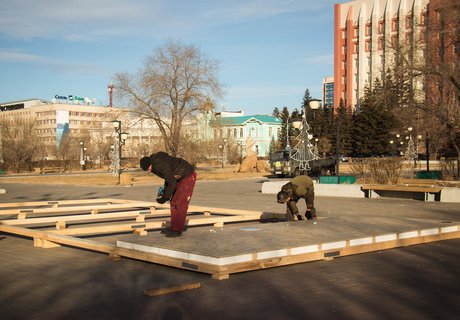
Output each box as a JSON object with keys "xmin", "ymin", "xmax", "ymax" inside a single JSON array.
[
  {"xmin": 53, "ymin": 95, "xmax": 95, "ymax": 105},
  {"xmin": 56, "ymin": 110, "xmax": 70, "ymax": 148}
]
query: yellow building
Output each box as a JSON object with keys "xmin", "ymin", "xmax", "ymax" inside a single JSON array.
[{"xmin": 0, "ymin": 99, "xmax": 130, "ymax": 160}]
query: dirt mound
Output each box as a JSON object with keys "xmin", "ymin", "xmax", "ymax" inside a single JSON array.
[{"xmin": 238, "ymin": 155, "xmax": 270, "ymax": 173}]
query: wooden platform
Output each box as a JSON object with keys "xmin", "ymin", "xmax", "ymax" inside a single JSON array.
[{"xmin": 0, "ymin": 198, "xmax": 459, "ymax": 280}]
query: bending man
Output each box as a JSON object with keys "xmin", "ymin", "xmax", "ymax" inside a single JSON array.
[
  {"xmin": 276, "ymin": 175, "xmax": 317, "ymax": 221},
  {"xmin": 140, "ymin": 152, "xmax": 196, "ymax": 237}
]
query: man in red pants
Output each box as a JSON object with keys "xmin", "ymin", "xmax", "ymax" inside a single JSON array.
[{"xmin": 140, "ymin": 152, "xmax": 196, "ymax": 237}]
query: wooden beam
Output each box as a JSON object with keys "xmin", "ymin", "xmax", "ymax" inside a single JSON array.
[
  {"xmin": 1, "ymin": 209, "xmax": 170, "ymax": 226},
  {"xmin": 0, "ymin": 201, "xmax": 156, "ymax": 216},
  {"xmin": 0, "ymin": 198, "xmax": 127, "ymax": 209},
  {"xmin": 144, "ymin": 282, "xmax": 201, "ymax": 296}
]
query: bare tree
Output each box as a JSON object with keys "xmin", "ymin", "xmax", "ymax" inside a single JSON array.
[
  {"xmin": 1, "ymin": 118, "xmax": 44, "ymax": 173},
  {"xmin": 385, "ymin": 1, "xmax": 459, "ymax": 178},
  {"xmin": 114, "ymin": 40, "xmax": 223, "ymax": 156}
]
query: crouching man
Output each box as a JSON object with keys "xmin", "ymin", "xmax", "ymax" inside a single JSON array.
[{"xmin": 276, "ymin": 175, "xmax": 317, "ymax": 221}]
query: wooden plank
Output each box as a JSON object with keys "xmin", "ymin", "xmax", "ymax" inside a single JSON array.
[
  {"xmin": 46, "ymin": 213, "xmax": 264, "ymax": 236},
  {"xmin": 0, "ymin": 201, "xmax": 156, "ymax": 216},
  {"xmin": 144, "ymin": 282, "xmax": 201, "ymax": 296},
  {"xmin": 0, "ymin": 198, "xmax": 126, "ymax": 209},
  {"xmin": 0, "ymin": 224, "xmax": 116, "ymax": 253},
  {"xmin": 1, "ymin": 209, "xmax": 170, "ymax": 226}
]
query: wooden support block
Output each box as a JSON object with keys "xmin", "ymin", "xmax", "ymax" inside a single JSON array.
[
  {"xmin": 48, "ymin": 201, "xmax": 59, "ymax": 208},
  {"xmin": 56, "ymin": 220, "xmax": 66, "ymax": 230},
  {"xmin": 212, "ymin": 273, "xmax": 229, "ymax": 280},
  {"xmin": 109, "ymin": 252, "xmax": 121, "ymax": 261},
  {"xmin": 34, "ymin": 237, "xmax": 61, "ymax": 248},
  {"xmin": 17, "ymin": 212, "xmax": 26, "ymax": 220},
  {"xmin": 136, "ymin": 215, "xmax": 146, "ymax": 222},
  {"xmin": 204, "ymin": 211, "xmax": 211, "ymax": 216},
  {"xmin": 144, "ymin": 282, "xmax": 201, "ymax": 296},
  {"xmin": 91, "ymin": 209, "xmax": 99, "ymax": 214},
  {"xmin": 213, "ymin": 222, "xmax": 224, "ymax": 228},
  {"xmin": 134, "ymin": 229, "xmax": 148, "ymax": 236}
]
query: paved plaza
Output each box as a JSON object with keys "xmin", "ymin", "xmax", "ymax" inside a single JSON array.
[{"xmin": 1, "ymin": 178, "xmax": 460, "ymax": 319}]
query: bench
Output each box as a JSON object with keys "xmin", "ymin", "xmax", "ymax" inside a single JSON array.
[
  {"xmin": 40, "ymin": 167, "xmax": 64, "ymax": 174},
  {"xmin": 361, "ymin": 184, "xmax": 442, "ymax": 202}
]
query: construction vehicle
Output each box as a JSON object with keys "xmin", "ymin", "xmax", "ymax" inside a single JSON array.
[{"xmin": 270, "ymin": 149, "xmax": 336, "ymax": 178}]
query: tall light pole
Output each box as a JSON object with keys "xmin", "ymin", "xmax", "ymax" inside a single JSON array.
[
  {"xmin": 219, "ymin": 138, "xmax": 228, "ymax": 168},
  {"xmin": 79, "ymin": 141, "xmax": 86, "ymax": 170},
  {"xmin": 112, "ymin": 120, "xmax": 129, "ymax": 184},
  {"xmin": 107, "ymin": 81, "xmax": 114, "ymax": 108}
]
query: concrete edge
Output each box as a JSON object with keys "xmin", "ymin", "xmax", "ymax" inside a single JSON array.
[
  {"xmin": 262, "ymin": 181, "xmax": 460, "ymax": 203},
  {"xmin": 261, "ymin": 181, "xmax": 364, "ymax": 198},
  {"xmin": 440, "ymin": 187, "xmax": 460, "ymax": 203}
]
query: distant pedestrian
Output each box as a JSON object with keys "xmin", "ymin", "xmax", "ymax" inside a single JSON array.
[
  {"xmin": 140, "ymin": 152, "xmax": 196, "ymax": 237},
  {"xmin": 277, "ymin": 175, "xmax": 317, "ymax": 221}
]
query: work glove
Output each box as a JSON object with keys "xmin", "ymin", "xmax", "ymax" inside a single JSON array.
[
  {"xmin": 305, "ymin": 208, "xmax": 317, "ymax": 220},
  {"xmin": 156, "ymin": 197, "xmax": 166, "ymax": 204}
]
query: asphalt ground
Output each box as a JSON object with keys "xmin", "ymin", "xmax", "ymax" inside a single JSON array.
[{"xmin": 1, "ymin": 178, "xmax": 460, "ymax": 320}]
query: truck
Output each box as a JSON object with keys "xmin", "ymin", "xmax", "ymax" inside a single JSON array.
[{"xmin": 270, "ymin": 149, "xmax": 336, "ymax": 178}]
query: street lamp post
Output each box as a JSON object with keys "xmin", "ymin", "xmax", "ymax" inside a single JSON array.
[
  {"xmin": 425, "ymin": 133, "xmax": 430, "ymax": 173},
  {"xmin": 237, "ymin": 141, "xmax": 243, "ymax": 164},
  {"xmin": 107, "ymin": 81, "xmax": 114, "ymax": 108},
  {"xmin": 111, "ymin": 120, "xmax": 129, "ymax": 184},
  {"xmin": 79, "ymin": 141, "xmax": 86, "ymax": 170},
  {"xmin": 219, "ymin": 138, "xmax": 228, "ymax": 168}
]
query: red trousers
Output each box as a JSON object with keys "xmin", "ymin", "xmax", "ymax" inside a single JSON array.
[{"xmin": 170, "ymin": 171, "xmax": 196, "ymax": 232}]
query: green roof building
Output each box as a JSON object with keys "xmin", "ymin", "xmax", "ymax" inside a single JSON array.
[{"xmin": 204, "ymin": 112, "xmax": 282, "ymax": 158}]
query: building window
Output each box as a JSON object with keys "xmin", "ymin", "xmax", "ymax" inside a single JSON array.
[
  {"xmin": 365, "ymin": 39, "xmax": 371, "ymax": 52},
  {"xmin": 391, "ymin": 17, "xmax": 399, "ymax": 32},
  {"xmin": 391, "ymin": 34, "xmax": 398, "ymax": 48},
  {"xmin": 365, "ymin": 23, "xmax": 371, "ymax": 36},
  {"xmin": 240, "ymin": 128, "xmax": 243, "ymax": 138},
  {"xmin": 353, "ymin": 41, "xmax": 358, "ymax": 54},
  {"xmin": 353, "ymin": 26, "xmax": 358, "ymax": 38},
  {"xmin": 405, "ymin": 32, "xmax": 412, "ymax": 45},
  {"xmin": 269, "ymin": 127, "xmax": 272, "ymax": 137},
  {"xmin": 420, "ymin": 11, "xmax": 426, "ymax": 26},
  {"xmin": 378, "ymin": 20, "xmax": 384, "ymax": 34},
  {"xmin": 405, "ymin": 14, "xmax": 412, "ymax": 29},
  {"xmin": 378, "ymin": 36, "xmax": 384, "ymax": 50}
]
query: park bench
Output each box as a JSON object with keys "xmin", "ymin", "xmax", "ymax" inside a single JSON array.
[
  {"xmin": 361, "ymin": 184, "xmax": 442, "ymax": 202},
  {"xmin": 40, "ymin": 167, "xmax": 64, "ymax": 174}
]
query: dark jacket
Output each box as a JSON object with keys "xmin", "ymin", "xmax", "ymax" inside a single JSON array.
[
  {"xmin": 149, "ymin": 152, "xmax": 194, "ymax": 200},
  {"xmin": 281, "ymin": 175, "xmax": 314, "ymax": 200}
]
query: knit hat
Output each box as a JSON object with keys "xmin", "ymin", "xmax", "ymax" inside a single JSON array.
[
  {"xmin": 140, "ymin": 156, "xmax": 151, "ymax": 171},
  {"xmin": 277, "ymin": 190, "xmax": 290, "ymax": 203}
]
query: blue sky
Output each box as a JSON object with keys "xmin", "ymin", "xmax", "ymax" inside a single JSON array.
[{"xmin": 0, "ymin": 0, "xmax": 347, "ymax": 115}]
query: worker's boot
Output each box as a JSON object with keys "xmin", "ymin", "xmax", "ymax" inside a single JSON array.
[{"xmin": 164, "ymin": 229, "xmax": 182, "ymax": 237}]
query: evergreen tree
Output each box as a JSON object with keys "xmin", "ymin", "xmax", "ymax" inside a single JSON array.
[
  {"xmin": 334, "ymin": 98, "xmax": 353, "ymax": 156},
  {"xmin": 352, "ymin": 80, "xmax": 397, "ymax": 156},
  {"xmin": 274, "ymin": 106, "xmax": 290, "ymax": 149}
]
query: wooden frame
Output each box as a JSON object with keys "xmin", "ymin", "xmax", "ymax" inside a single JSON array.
[{"xmin": 1, "ymin": 199, "xmax": 459, "ymax": 280}]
